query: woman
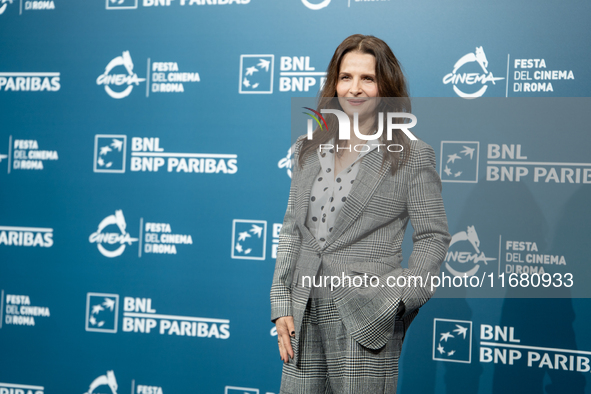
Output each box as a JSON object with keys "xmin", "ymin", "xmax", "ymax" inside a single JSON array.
[{"xmin": 270, "ymin": 34, "xmax": 451, "ymax": 393}]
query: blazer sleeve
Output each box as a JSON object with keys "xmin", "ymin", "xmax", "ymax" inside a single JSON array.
[
  {"xmin": 270, "ymin": 136, "xmax": 305, "ymax": 323},
  {"xmin": 395, "ymin": 142, "xmax": 452, "ymax": 319}
]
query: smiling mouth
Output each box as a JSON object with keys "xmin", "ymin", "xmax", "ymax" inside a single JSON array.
[{"xmin": 346, "ymin": 99, "xmax": 367, "ymax": 106}]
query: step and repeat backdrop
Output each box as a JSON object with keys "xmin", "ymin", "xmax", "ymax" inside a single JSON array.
[{"xmin": 0, "ymin": 0, "xmax": 590, "ymax": 393}]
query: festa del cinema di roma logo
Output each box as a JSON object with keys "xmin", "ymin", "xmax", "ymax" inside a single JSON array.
[
  {"xmin": 0, "ymin": 0, "xmax": 11, "ymax": 14},
  {"xmin": 0, "ymin": 0, "xmax": 55, "ymax": 14},
  {"xmin": 84, "ymin": 370, "xmax": 118, "ymax": 394},
  {"xmin": 443, "ymin": 46, "xmax": 504, "ymax": 99},
  {"xmin": 84, "ymin": 370, "xmax": 164, "ymax": 394},
  {"xmin": 97, "ymin": 51, "xmax": 145, "ymax": 99},
  {"xmin": 444, "ymin": 225, "xmax": 496, "ymax": 277},
  {"xmin": 89, "ymin": 210, "xmax": 138, "ymax": 257},
  {"xmin": 301, "ymin": 0, "xmax": 330, "ymax": 10}
]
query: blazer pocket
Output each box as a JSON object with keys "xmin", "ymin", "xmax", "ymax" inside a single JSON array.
[
  {"xmin": 346, "ymin": 260, "xmax": 397, "ymax": 278},
  {"xmin": 393, "ymin": 313, "xmax": 406, "ymax": 341}
]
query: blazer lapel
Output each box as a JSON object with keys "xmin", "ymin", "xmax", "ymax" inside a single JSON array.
[
  {"xmin": 322, "ymin": 149, "xmax": 391, "ymax": 251},
  {"xmin": 295, "ymin": 147, "xmax": 320, "ymax": 224},
  {"xmin": 295, "ymin": 149, "xmax": 322, "ymax": 250}
]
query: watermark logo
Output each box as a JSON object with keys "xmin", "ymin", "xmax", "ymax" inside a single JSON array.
[
  {"xmin": 97, "ymin": 51, "xmax": 145, "ymax": 99},
  {"xmin": 89, "ymin": 210, "xmax": 138, "ymax": 257},
  {"xmin": 443, "ymin": 47, "xmax": 504, "ymax": 99},
  {"xmin": 306, "ymin": 106, "xmax": 417, "ymax": 154},
  {"xmin": 444, "ymin": 225, "xmax": 496, "ymax": 277},
  {"xmin": 303, "ymin": 106, "xmax": 328, "ymax": 132},
  {"xmin": 307, "ymin": 107, "xmax": 417, "ymax": 141},
  {"xmin": 304, "ymin": 107, "xmax": 417, "ymax": 141},
  {"xmin": 239, "ymin": 55, "xmax": 274, "ymax": 94},
  {"xmin": 440, "ymin": 141, "xmax": 479, "ymax": 183},
  {"xmin": 301, "ymin": 0, "xmax": 330, "ymax": 10},
  {"xmin": 84, "ymin": 370, "xmax": 118, "ymax": 394},
  {"xmin": 231, "ymin": 219, "xmax": 267, "ymax": 260},
  {"xmin": 433, "ymin": 318, "xmax": 472, "ymax": 363},
  {"xmin": 86, "ymin": 293, "xmax": 119, "ymax": 333},
  {"xmin": 94, "ymin": 135, "xmax": 126, "ymax": 173}
]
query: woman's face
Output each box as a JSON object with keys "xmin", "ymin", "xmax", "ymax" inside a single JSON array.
[{"xmin": 336, "ymin": 51, "xmax": 379, "ymax": 118}]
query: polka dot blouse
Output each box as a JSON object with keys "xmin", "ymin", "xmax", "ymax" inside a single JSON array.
[{"xmin": 305, "ymin": 137, "xmax": 382, "ymax": 247}]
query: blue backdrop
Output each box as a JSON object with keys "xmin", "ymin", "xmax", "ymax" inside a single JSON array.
[{"xmin": 0, "ymin": 0, "xmax": 590, "ymax": 393}]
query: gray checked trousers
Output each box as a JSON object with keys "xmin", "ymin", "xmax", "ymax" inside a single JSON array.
[{"xmin": 280, "ymin": 296, "xmax": 405, "ymax": 394}]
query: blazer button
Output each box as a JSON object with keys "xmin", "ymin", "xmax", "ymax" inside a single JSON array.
[{"xmin": 317, "ymin": 253, "xmax": 322, "ymax": 258}]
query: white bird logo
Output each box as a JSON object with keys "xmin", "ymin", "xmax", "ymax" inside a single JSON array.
[
  {"xmin": 453, "ymin": 324, "xmax": 468, "ymax": 339},
  {"xmin": 460, "ymin": 146, "xmax": 475, "ymax": 159},
  {"xmin": 257, "ymin": 59, "xmax": 270, "ymax": 72},
  {"xmin": 245, "ymin": 66, "xmax": 258, "ymax": 76},
  {"xmin": 238, "ymin": 231, "xmax": 251, "ymax": 242},
  {"xmin": 440, "ymin": 332, "xmax": 454, "ymax": 342},
  {"xmin": 447, "ymin": 153, "xmax": 461, "ymax": 164},
  {"xmin": 250, "ymin": 224, "xmax": 263, "ymax": 237},
  {"xmin": 111, "ymin": 139, "xmax": 123, "ymax": 151}
]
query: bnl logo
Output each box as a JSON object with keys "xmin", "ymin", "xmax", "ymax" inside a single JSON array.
[
  {"xmin": 94, "ymin": 135, "xmax": 127, "ymax": 173},
  {"xmin": 225, "ymin": 387, "xmax": 260, "ymax": 394},
  {"xmin": 106, "ymin": 0, "xmax": 138, "ymax": 10},
  {"xmin": 239, "ymin": 55, "xmax": 326, "ymax": 94},
  {"xmin": 440, "ymin": 141, "xmax": 479, "ymax": 183},
  {"xmin": 86, "ymin": 293, "xmax": 119, "ymax": 333},
  {"xmin": 231, "ymin": 219, "xmax": 267, "ymax": 260},
  {"xmin": 239, "ymin": 55, "xmax": 274, "ymax": 94},
  {"xmin": 433, "ymin": 318, "xmax": 472, "ymax": 363}
]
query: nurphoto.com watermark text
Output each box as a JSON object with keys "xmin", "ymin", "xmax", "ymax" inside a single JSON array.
[{"xmin": 301, "ymin": 271, "xmax": 574, "ymax": 293}]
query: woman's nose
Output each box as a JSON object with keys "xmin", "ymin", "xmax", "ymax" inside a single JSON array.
[{"xmin": 350, "ymin": 78, "xmax": 362, "ymax": 95}]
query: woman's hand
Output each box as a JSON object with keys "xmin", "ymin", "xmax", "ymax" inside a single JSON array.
[{"xmin": 275, "ymin": 315, "xmax": 295, "ymax": 363}]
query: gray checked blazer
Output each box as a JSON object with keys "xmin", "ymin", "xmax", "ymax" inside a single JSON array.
[{"xmin": 271, "ymin": 134, "xmax": 451, "ymax": 364}]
